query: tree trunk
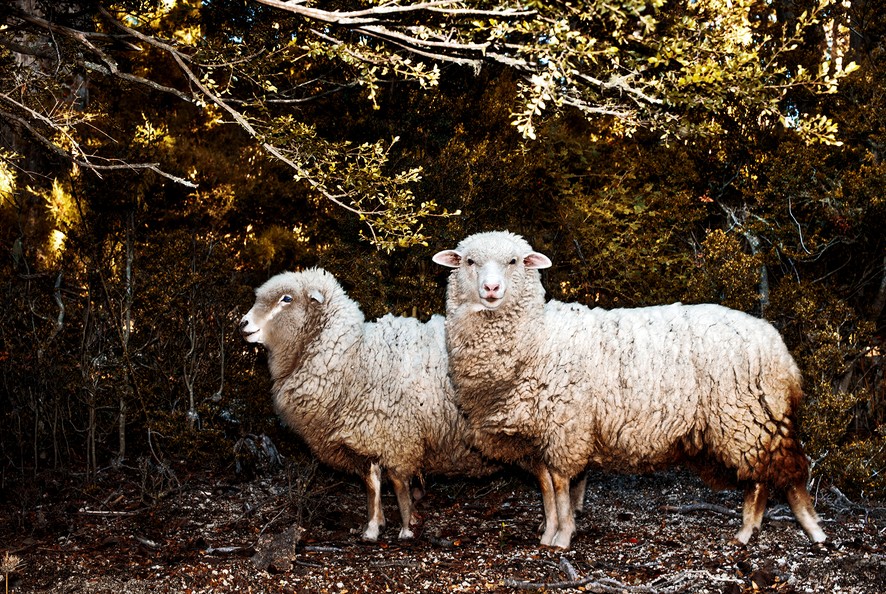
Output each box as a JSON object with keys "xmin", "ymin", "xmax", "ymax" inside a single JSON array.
[
  {"xmin": 117, "ymin": 212, "xmax": 135, "ymax": 463},
  {"xmin": 745, "ymin": 230, "xmax": 769, "ymax": 313},
  {"xmin": 870, "ymin": 255, "xmax": 886, "ymax": 320}
]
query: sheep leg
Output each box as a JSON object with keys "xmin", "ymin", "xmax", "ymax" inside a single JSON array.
[
  {"xmin": 388, "ymin": 470, "xmax": 415, "ymax": 540},
  {"xmin": 550, "ymin": 470, "xmax": 576, "ymax": 549},
  {"xmin": 536, "ymin": 466, "xmax": 560, "ymax": 546},
  {"xmin": 735, "ymin": 482, "xmax": 768, "ymax": 544},
  {"xmin": 786, "ymin": 482, "xmax": 827, "ymax": 543},
  {"xmin": 571, "ymin": 472, "xmax": 587, "ymax": 514},
  {"xmin": 362, "ymin": 462, "xmax": 385, "ymax": 541}
]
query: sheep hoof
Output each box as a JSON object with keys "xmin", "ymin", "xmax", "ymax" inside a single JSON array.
[
  {"xmin": 539, "ymin": 530, "xmax": 557, "ymax": 547},
  {"xmin": 362, "ymin": 525, "xmax": 382, "ymax": 541},
  {"xmin": 551, "ymin": 532, "xmax": 572, "ymax": 550},
  {"xmin": 398, "ymin": 527, "xmax": 415, "ymax": 540},
  {"xmin": 733, "ymin": 528, "xmax": 754, "ymax": 546},
  {"xmin": 807, "ymin": 527, "xmax": 828, "ymax": 545},
  {"xmin": 811, "ymin": 541, "xmax": 831, "ymax": 556}
]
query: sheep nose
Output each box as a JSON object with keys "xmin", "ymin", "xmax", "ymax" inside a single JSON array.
[
  {"xmin": 238, "ymin": 319, "xmax": 248, "ymax": 331},
  {"xmin": 483, "ymin": 282, "xmax": 500, "ymax": 294}
]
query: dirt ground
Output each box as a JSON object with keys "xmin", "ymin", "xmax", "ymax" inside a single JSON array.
[{"xmin": 2, "ymin": 461, "xmax": 884, "ymax": 593}]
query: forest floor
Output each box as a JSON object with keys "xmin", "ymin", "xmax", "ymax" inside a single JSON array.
[{"xmin": 1, "ymin": 459, "xmax": 884, "ymax": 594}]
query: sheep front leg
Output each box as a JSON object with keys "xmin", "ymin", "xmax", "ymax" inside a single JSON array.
[
  {"xmin": 550, "ymin": 470, "xmax": 576, "ymax": 549},
  {"xmin": 388, "ymin": 470, "xmax": 415, "ymax": 539},
  {"xmin": 536, "ymin": 465, "xmax": 560, "ymax": 546},
  {"xmin": 362, "ymin": 462, "xmax": 385, "ymax": 541}
]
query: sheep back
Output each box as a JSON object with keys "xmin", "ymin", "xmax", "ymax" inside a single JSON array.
[
  {"xmin": 449, "ymin": 296, "xmax": 808, "ymax": 490},
  {"xmin": 246, "ymin": 269, "xmax": 490, "ymax": 479}
]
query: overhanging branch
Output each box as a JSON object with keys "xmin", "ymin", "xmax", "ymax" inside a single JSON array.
[
  {"xmin": 0, "ymin": 105, "xmax": 197, "ymax": 188},
  {"xmin": 252, "ymin": 0, "xmax": 535, "ymax": 26}
]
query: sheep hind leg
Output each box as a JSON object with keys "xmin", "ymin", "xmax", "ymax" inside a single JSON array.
[
  {"xmin": 388, "ymin": 470, "xmax": 416, "ymax": 540},
  {"xmin": 550, "ymin": 470, "xmax": 576, "ymax": 549},
  {"xmin": 536, "ymin": 466, "xmax": 559, "ymax": 546},
  {"xmin": 571, "ymin": 472, "xmax": 588, "ymax": 514},
  {"xmin": 735, "ymin": 482, "xmax": 768, "ymax": 545},
  {"xmin": 362, "ymin": 462, "xmax": 385, "ymax": 541},
  {"xmin": 787, "ymin": 482, "xmax": 827, "ymax": 543}
]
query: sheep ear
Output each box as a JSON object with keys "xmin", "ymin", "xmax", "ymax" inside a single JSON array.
[
  {"xmin": 524, "ymin": 252, "xmax": 552, "ymax": 269},
  {"xmin": 432, "ymin": 250, "xmax": 462, "ymax": 268},
  {"xmin": 308, "ymin": 289, "xmax": 325, "ymax": 304}
]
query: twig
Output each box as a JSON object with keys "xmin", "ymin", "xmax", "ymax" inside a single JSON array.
[
  {"xmin": 303, "ymin": 545, "xmax": 344, "ymax": 553},
  {"xmin": 827, "ymin": 486, "xmax": 886, "ymax": 519},
  {"xmin": 371, "ymin": 559, "xmax": 422, "ymax": 569},
  {"xmin": 253, "ymin": 0, "xmax": 534, "ymax": 26},
  {"xmin": 0, "ymin": 104, "xmax": 197, "ymax": 188},
  {"xmin": 508, "ymin": 568, "xmax": 747, "ymax": 593},
  {"xmin": 77, "ymin": 508, "xmax": 141, "ymax": 517},
  {"xmin": 661, "ymin": 502, "xmax": 739, "ymax": 517},
  {"xmin": 504, "ymin": 575, "xmax": 654, "ymax": 592},
  {"xmin": 134, "ymin": 535, "xmax": 162, "ymax": 550},
  {"xmin": 506, "ymin": 556, "xmax": 656, "ymax": 592},
  {"xmin": 295, "ymin": 559, "xmax": 324, "ymax": 568},
  {"xmin": 829, "ymin": 485, "xmax": 862, "ymax": 511},
  {"xmin": 205, "ymin": 545, "xmax": 254, "ymax": 555},
  {"xmin": 559, "ymin": 556, "xmax": 579, "ymax": 581}
]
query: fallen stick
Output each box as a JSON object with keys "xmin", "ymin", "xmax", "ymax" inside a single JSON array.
[
  {"xmin": 205, "ymin": 545, "xmax": 254, "ymax": 556},
  {"xmin": 559, "ymin": 556, "xmax": 579, "ymax": 581},
  {"xmin": 504, "ymin": 575, "xmax": 655, "ymax": 592},
  {"xmin": 661, "ymin": 502, "xmax": 738, "ymax": 517},
  {"xmin": 134, "ymin": 535, "xmax": 162, "ymax": 550},
  {"xmin": 303, "ymin": 545, "xmax": 344, "ymax": 553},
  {"xmin": 78, "ymin": 508, "xmax": 142, "ymax": 516},
  {"xmin": 663, "ymin": 502, "xmax": 812, "ymax": 523}
]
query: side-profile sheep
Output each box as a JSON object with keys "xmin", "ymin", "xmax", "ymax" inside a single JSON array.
[
  {"xmin": 433, "ymin": 231, "xmax": 826, "ymax": 550},
  {"xmin": 239, "ymin": 268, "xmax": 495, "ymax": 541}
]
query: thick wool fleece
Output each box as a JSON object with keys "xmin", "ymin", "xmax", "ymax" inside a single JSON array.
[
  {"xmin": 242, "ymin": 268, "xmax": 494, "ymax": 538},
  {"xmin": 436, "ymin": 231, "xmax": 825, "ymax": 548}
]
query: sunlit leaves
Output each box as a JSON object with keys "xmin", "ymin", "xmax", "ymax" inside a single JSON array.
[
  {"xmin": 260, "ymin": 117, "xmax": 457, "ymax": 251},
  {"xmin": 2, "ymin": 0, "xmax": 862, "ymax": 249}
]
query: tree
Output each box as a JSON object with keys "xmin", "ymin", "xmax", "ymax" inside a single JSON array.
[
  {"xmin": 1, "ymin": 0, "xmax": 858, "ymax": 249},
  {"xmin": 0, "ymin": 1, "xmax": 881, "ymax": 497}
]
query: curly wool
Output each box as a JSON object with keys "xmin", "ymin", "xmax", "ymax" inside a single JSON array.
[
  {"xmin": 241, "ymin": 268, "xmax": 493, "ymax": 540},
  {"xmin": 434, "ymin": 231, "xmax": 825, "ymax": 549}
]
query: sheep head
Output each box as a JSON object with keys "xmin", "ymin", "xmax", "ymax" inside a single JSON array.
[
  {"xmin": 433, "ymin": 231, "xmax": 551, "ymax": 312},
  {"xmin": 240, "ymin": 272, "xmax": 330, "ymax": 344}
]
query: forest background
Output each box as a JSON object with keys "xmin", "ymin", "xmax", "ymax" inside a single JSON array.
[{"xmin": 1, "ymin": 0, "xmax": 884, "ymax": 510}]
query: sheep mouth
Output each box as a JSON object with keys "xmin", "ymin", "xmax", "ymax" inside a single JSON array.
[
  {"xmin": 480, "ymin": 297, "xmax": 503, "ymax": 309},
  {"xmin": 241, "ymin": 329, "xmax": 262, "ymax": 342}
]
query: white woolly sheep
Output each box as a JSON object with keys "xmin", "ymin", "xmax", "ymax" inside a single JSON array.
[
  {"xmin": 433, "ymin": 231, "xmax": 826, "ymax": 549},
  {"xmin": 240, "ymin": 268, "xmax": 495, "ymax": 541}
]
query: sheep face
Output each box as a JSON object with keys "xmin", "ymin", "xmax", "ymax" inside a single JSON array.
[
  {"xmin": 239, "ymin": 272, "xmax": 327, "ymax": 347},
  {"xmin": 433, "ymin": 231, "xmax": 551, "ymax": 311}
]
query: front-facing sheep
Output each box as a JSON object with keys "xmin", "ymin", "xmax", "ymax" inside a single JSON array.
[
  {"xmin": 240, "ymin": 268, "xmax": 495, "ymax": 541},
  {"xmin": 433, "ymin": 231, "xmax": 826, "ymax": 549}
]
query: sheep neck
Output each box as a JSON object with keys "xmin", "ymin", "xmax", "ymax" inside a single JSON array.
[
  {"xmin": 446, "ymin": 275, "xmax": 546, "ymax": 418},
  {"xmin": 269, "ymin": 298, "xmax": 364, "ymax": 425}
]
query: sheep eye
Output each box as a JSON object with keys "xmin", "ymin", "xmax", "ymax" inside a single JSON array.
[
  {"xmin": 509, "ymin": 258, "xmax": 517, "ymax": 265},
  {"xmin": 466, "ymin": 258, "xmax": 475, "ymax": 266},
  {"xmin": 281, "ymin": 295, "xmax": 293, "ymax": 303}
]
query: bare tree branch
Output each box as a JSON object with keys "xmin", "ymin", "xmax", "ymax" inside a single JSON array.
[
  {"xmin": 0, "ymin": 103, "xmax": 197, "ymax": 187},
  {"xmin": 253, "ymin": 0, "xmax": 534, "ymax": 26}
]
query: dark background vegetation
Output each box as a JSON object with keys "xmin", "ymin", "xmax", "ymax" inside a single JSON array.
[{"xmin": 1, "ymin": 0, "xmax": 884, "ymax": 525}]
